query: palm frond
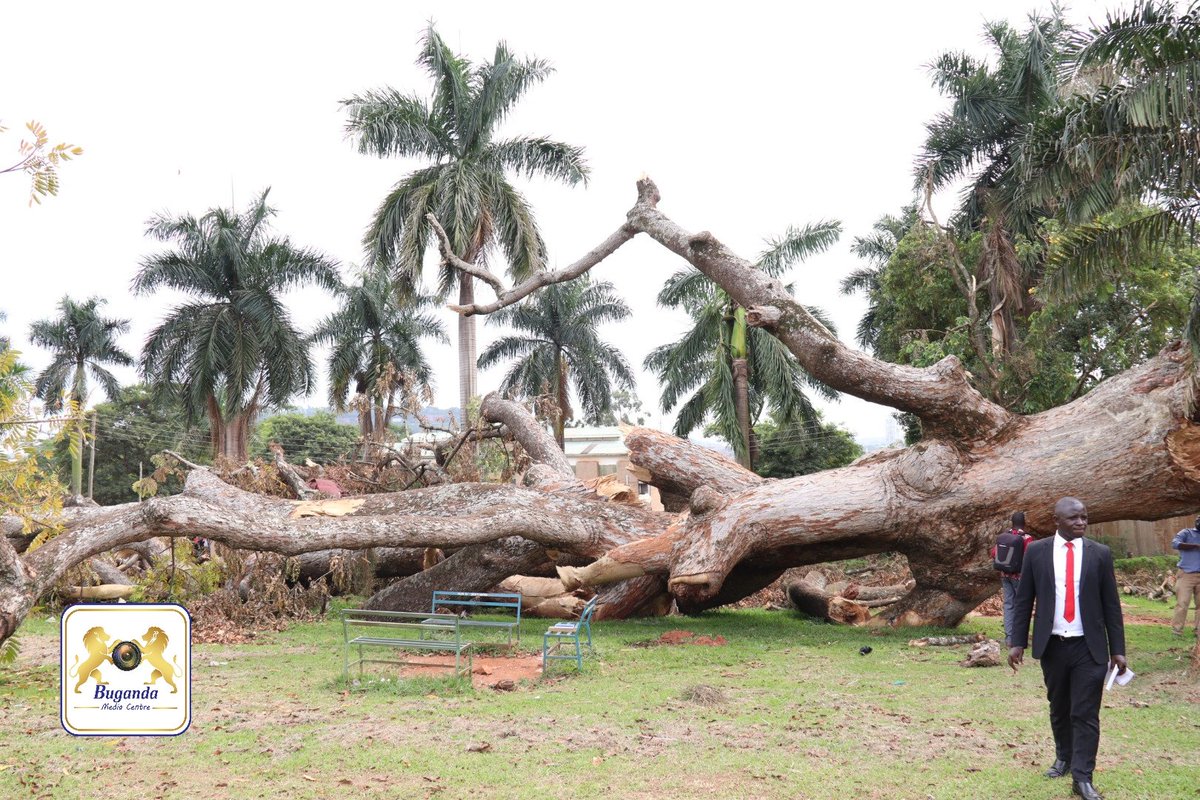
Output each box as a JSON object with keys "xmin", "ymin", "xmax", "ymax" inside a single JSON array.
[
  {"xmin": 341, "ymin": 88, "xmax": 447, "ymax": 159},
  {"xmin": 755, "ymin": 220, "xmax": 842, "ymax": 276},
  {"xmin": 486, "ymin": 136, "xmax": 589, "ymax": 187},
  {"xmin": 484, "ymin": 173, "xmax": 547, "ymax": 279},
  {"xmin": 417, "ymin": 25, "xmax": 472, "ymax": 149},
  {"xmin": 477, "ymin": 334, "xmax": 541, "ymax": 371},
  {"xmin": 1044, "ymin": 205, "xmax": 1191, "ymax": 298},
  {"xmin": 469, "ymin": 48, "xmax": 554, "ymax": 144},
  {"xmin": 363, "ymin": 164, "xmax": 443, "ymax": 274}
]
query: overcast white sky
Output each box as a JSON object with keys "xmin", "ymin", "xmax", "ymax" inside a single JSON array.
[{"xmin": 0, "ymin": 1, "xmax": 1111, "ymax": 444}]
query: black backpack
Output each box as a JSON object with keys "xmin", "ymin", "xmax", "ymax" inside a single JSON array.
[{"xmin": 993, "ymin": 530, "xmax": 1026, "ymax": 573}]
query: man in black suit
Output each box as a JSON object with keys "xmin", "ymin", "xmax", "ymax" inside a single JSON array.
[{"xmin": 1009, "ymin": 497, "xmax": 1128, "ymax": 800}]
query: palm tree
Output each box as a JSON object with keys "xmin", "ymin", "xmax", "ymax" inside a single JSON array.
[
  {"xmin": 477, "ymin": 276, "xmax": 634, "ymax": 448},
  {"xmin": 645, "ymin": 223, "xmax": 841, "ymax": 469},
  {"xmin": 311, "ymin": 263, "xmax": 449, "ymax": 448},
  {"xmin": 916, "ymin": 10, "xmax": 1073, "ymax": 356},
  {"xmin": 29, "ymin": 296, "xmax": 133, "ymax": 496},
  {"xmin": 342, "ymin": 25, "xmax": 588, "ymax": 417},
  {"xmin": 133, "ymin": 189, "xmax": 339, "ymax": 463},
  {"xmin": 1019, "ymin": 1, "xmax": 1200, "ymax": 346}
]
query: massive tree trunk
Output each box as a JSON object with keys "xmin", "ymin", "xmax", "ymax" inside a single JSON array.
[
  {"xmin": 207, "ymin": 397, "xmax": 253, "ymax": 464},
  {"xmin": 3, "ymin": 179, "xmax": 1200, "ymax": 647}
]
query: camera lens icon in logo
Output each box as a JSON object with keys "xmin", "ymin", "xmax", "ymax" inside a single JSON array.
[{"xmin": 111, "ymin": 640, "xmax": 142, "ymax": 671}]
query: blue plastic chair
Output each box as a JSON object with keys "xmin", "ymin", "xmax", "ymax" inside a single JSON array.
[{"xmin": 542, "ymin": 595, "xmax": 598, "ymax": 672}]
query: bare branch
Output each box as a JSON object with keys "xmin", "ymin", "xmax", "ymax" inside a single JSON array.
[
  {"xmin": 426, "ymin": 214, "xmax": 506, "ymax": 295},
  {"xmin": 626, "ymin": 178, "xmax": 1013, "ymax": 442},
  {"xmin": 448, "ymin": 225, "xmax": 638, "ymax": 316},
  {"xmin": 480, "ymin": 393, "xmax": 574, "ymax": 481},
  {"xmin": 163, "ymin": 450, "xmax": 206, "ymax": 471}
]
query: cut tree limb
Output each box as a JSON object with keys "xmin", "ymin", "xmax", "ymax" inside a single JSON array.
[{"xmin": 64, "ymin": 584, "xmax": 136, "ymax": 600}]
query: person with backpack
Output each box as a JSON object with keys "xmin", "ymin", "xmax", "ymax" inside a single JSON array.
[{"xmin": 992, "ymin": 511, "xmax": 1033, "ymax": 647}]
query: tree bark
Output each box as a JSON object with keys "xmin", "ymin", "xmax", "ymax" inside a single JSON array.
[
  {"xmin": 732, "ymin": 356, "xmax": 752, "ymax": 470},
  {"xmin": 458, "ymin": 276, "xmax": 478, "ymax": 416},
  {"xmin": 208, "ymin": 397, "xmax": 252, "ymax": 463},
  {"xmin": 556, "ymin": 350, "xmax": 570, "ymax": 450},
  {"xmin": 4, "ymin": 179, "xmax": 1200, "ymax": 647},
  {"xmin": 786, "ymin": 576, "xmax": 871, "ymax": 625}
]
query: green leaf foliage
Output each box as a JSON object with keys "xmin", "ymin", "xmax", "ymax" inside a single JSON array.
[
  {"xmin": 646, "ymin": 223, "xmax": 840, "ymax": 463},
  {"xmin": 133, "ymin": 189, "xmax": 339, "ymax": 447},
  {"xmin": 250, "ymin": 412, "xmax": 361, "ymax": 465},
  {"xmin": 846, "ymin": 205, "xmax": 1198, "ymax": 416},
  {"xmin": 753, "ymin": 413, "xmax": 864, "ymax": 480},
  {"xmin": 51, "ymin": 384, "xmax": 210, "ymax": 506},
  {"xmin": 478, "ymin": 276, "xmax": 634, "ymax": 444},
  {"xmin": 343, "ymin": 24, "xmax": 587, "ymax": 287}
]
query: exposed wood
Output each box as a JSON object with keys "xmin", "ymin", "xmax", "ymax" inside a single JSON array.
[
  {"xmin": 62, "ymin": 584, "xmax": 136, "ymax": 600},
  {"xmin": 498, "ymin": 576, "xmax": 587, "ymax": 619},
  {"xmin": 786, "ymin": 577, "xmax": 871, "ymax": 625}
]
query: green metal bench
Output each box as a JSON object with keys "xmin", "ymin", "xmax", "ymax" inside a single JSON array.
[
  {"xmin": 341, "ymin": 609, "xmax": 472, "ymax": 680},
  {"xmin": 542, "ymin": 595, "xmax": 598, "ymax": 672},
  {"xmin": 425, "ymin": 591, "xmax": 523, "ymax": 645}
]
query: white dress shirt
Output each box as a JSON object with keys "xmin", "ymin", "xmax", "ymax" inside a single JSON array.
[{"xmin": 1051, "ymin": 533, "xmax": 1085, "ymax": 637}]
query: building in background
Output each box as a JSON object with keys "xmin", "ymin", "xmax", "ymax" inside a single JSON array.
[{"xmin": 564, "ymin": 426, "xmax": 662, "ymax": 511}]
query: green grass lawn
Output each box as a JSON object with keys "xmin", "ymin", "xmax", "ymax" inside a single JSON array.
[{"xmin": 1, "ymin": 598, "xmax": 1196, "ymax": 800}]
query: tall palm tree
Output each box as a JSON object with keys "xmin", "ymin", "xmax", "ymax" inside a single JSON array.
[
  {"xmin": 916, "ymin": 10, "xmax": 1073, "ymax": 356},
  {"xmin": 311, "ymin": 263, "xmax": 449, "ymax": 447},
  {"xmin": 29, "ymin": 296, "xmax": 133, "ymax": 495},
  {"xmin": 342, "ymin": 25, "xmax": 589, "ymax": 417},
  {"xmin": 133, "ymin": 189, "xmax": 339, "ymax": 463},
  {"xmin": 477, "ymin": 277, "xmax": 634, "ymax": 448},
  {"xmin": 645, "ymin": 223, "xmax": 841, "ymax": 469}
]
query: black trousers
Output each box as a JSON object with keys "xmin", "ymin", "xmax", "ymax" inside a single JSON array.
[{"xmin": 1039, "ymin": 635, "xmax": 1107, "ymax": 782}]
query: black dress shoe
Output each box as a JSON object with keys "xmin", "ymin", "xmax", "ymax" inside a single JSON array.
[
  {"xmin": 1045, "ymin": 759, "xmax": 1071, "ymax": 778},
  {"xmin": 1072, "ymin": 780, "xmax": 1103, "ymax": 800}
]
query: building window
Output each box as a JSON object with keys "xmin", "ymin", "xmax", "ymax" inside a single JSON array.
[{"xmin": 598, "ymin": 464, "xmax": 618, "ymax": 476}]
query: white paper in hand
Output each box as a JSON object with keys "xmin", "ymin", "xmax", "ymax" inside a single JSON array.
[{"xmin": 1104, "ymin": 664, "xmax": 1134, "ymax": 691}]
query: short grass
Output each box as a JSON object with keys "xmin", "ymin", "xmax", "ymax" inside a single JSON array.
[{"xmin": 1, "ymin": 601, "xmax": 1196, "ymax": 800}]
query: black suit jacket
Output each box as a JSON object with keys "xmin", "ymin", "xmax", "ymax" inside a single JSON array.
[{"xmin": 1010, "ymin": 536, "xmax": 1126, "ymax": 666}]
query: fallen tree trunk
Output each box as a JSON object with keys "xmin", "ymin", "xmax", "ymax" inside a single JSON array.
[
  {"xmin": 785, "ymin": 575, "xmax": 871, "ymax": 625},
  {"xmin": 4, "ymin": 179, "xmax": 1200, "ymax": 646}
]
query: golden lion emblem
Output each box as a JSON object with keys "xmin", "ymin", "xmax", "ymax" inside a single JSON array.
[
  {"xmin": 68, "ymin": 626, "xmax": 112, "ymax": 693},
  {"xmin": 138, "ymin": 626, "xmax": 181, "ymax": 693}
]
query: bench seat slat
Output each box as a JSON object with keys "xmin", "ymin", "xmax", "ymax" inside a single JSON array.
[{"xmin": 348, "ymin": 636, "xmax": 471, "ymax": 650}]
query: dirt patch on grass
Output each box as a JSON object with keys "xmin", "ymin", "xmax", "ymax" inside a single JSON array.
[
  {"xmin": 658, "ymin": 630, "xmax": 726, "ymax": 646},
  {"xmin": 394, "ymin": 652, "xmax": 544, "ymax": 687},
  {"xmin": 630, "ymin": 630, "xmax": 729, "ymax": 647}
]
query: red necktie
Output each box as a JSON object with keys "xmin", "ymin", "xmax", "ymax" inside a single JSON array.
[{"xmin": 1064, "ymin": 541, "xmax": 1076, "ymax": 623}]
